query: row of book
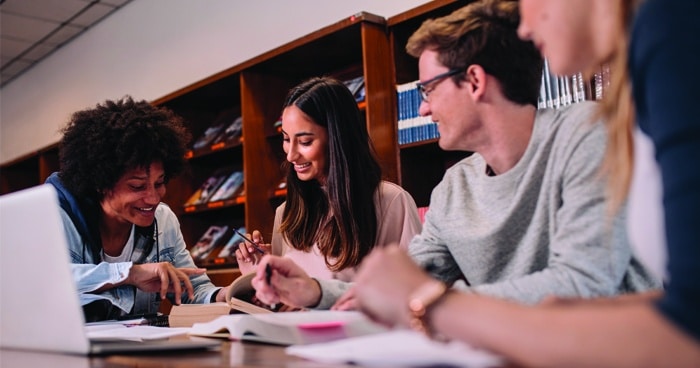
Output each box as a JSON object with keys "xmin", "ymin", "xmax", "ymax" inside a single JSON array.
[
  {"xmin": 190, "ymin": 110, "xmax": 243, "ymax": 155},
  {"xmin": 188, "ymin": 76, "xmax": 364, "ymax": 156},
  {"xmin": 190, "ymin": 225, "xmax": 248, "ymax": 263},
  {"xmin": 184, "ymin": 169, "xmax": 244, "ymax": 207},
  {"xmin": 396, "ymin": 61, "xmax": 609, "ymax": 146},
  {"xmin": 537, "ymin": 60, "xmax": 609, "ymax": 109},
  {"xmin": 397, "ymin": 81, "xmax": 438, "ymax": 145}
]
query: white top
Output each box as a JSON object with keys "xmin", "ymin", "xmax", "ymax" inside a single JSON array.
[{"xmin": 627, "ymin": 127, "xmax": 667, "ymax": 281}]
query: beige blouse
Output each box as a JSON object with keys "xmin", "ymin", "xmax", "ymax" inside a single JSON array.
[{"xmin": 272, "ymin": 181, "xmax": 421, "ymax": 282}]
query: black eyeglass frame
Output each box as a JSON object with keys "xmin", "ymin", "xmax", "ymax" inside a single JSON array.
[{"xmin": 416, "ymin": 68, "xmax": 463, "ymax": 101}]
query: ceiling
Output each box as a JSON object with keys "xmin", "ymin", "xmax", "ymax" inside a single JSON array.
[{"xmin": 0, "ymin": 0, "xmax": 132, "ymax": 87}]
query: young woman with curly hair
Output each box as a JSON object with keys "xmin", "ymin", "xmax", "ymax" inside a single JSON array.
[{"xmin": 46, "ymin": 97, "xmax": 231, "ymax": 321}]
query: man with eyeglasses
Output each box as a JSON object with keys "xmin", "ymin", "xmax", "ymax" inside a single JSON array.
[{"xmin": 382, "ymin": 0, "xmax": 658, "ymax": 306}]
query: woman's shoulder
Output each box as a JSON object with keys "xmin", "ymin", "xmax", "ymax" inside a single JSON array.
[
  {"xmin": 376, "ymin": 181, "xmax": 418, "ymax": 209},
  {"xmin": 377, "ymin": 181, "xmax": 412, "ymax": 202},
  {"xmin": 377, "ymin": 180, "xmax": 408, "ymax": 196},
  {"xmin": 275, "ymin": 201, "xmax": 287, "ymax": 216},
  {"xmin": 155, "ymin": 203, "xmax": 180, "ymax": 227}
]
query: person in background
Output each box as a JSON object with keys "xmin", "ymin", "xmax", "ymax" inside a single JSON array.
[
  {"xmin": 236, "ymin": 77, "xmax": 421, "ymax": 309},
  {"xmin": 352, "ymin": 0, "xmax": 700, "ymax": 366},
  {"xmin": 334, "ymin": 0, "xmax": 657, "ymax": 312},
  {"xmin": 46, "ymin": 97, "xmax": 230, "ymax": 321}
]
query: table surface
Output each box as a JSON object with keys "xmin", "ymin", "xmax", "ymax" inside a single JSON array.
[{"xmin": 1, "ymin": 339, "xmax": 361, "ymax": 368}]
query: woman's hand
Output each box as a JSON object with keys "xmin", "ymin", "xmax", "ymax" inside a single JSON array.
[
  {"xmin": 235, "ymin": 230, "xmax": 272, "ymax": 274},
  {"xmin": 216, "ymin": 285, "xmax": 231, "ymax": 302},
  {"xmin": 125, "ymin": 262, "xmax": 206, "ymax": 304},
  {"xmin": 331, "ymin": 287, "xmax": 358, "ymax": 311},
  {"xmin": 251, "ymin": 255, "xmax": 321, "ymax": 308}
]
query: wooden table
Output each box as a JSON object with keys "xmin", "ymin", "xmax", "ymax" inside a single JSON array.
[{"xmin": 1, "ymin": 340, "xmax": 359, "ymax": 368}]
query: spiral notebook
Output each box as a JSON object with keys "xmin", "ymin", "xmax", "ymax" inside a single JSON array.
[{"xmin": 0, "ymin": 185, "xmax": 220, "ymax": 355}]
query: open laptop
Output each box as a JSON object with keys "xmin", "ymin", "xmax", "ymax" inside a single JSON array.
[{"xmin": 0, "ymin": 184, "xmax": 221, "ymax": 355}]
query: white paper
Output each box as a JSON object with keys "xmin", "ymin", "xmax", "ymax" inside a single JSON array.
[
  {"xmin": 286, "ymin": 329, "xmax": 503, "ymax": 367},
  {"xmin": 86, "ymin": 325, "xmax": 190, "ymax": 342}
]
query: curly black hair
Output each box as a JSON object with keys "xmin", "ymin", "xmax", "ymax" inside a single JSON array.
[{"xmin": 58, "ymin": 96, "xmax": 191, "ymax": 201}]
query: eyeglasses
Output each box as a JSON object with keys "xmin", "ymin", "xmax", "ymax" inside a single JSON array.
[{"xmin": 416, "ymin": 69, "xmax": 462, "ymax": 101}]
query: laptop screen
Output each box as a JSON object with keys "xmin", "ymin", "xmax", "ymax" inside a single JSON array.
[{"xmin": 1, "ymin": 185, "xmax": 91, "ymax": 354}]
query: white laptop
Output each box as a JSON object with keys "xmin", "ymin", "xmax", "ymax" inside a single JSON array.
[{"xmin": 0, "ymin": 184, "xmax": 220, "ymax": 355}]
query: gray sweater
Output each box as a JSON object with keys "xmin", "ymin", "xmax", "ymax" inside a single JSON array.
[{"xmin": 410, "ymin": 102, "xmax": 659, "ymax": 304}]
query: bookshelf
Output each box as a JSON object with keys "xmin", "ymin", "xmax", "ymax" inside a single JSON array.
[
  {"xmin": 0, "ymin": 144, "xmax": 59, "ymax": 194},
  {"xmin": 150, "ymin": 12, "xmax": 398, "ymax": 273},
  {"xmin": 387, "ymin": 0, "xmax": 602, "ymax": 207},
  {"xmin": 0, "ymin": 2, "xmax": 474, "ymax": 283},
  {"xmin": 388, "ymin": 0, "xmax": 473, "ymax": 208}
]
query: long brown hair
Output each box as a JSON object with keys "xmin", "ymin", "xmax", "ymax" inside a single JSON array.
[{"xmin": 279, "ymin": 77, "xmax": 382, "ymax": 271}]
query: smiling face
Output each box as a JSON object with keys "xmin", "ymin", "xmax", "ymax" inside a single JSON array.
[
  {"xmin": 100, "ymin": 162, "xmax": 166, "ymax": 228},
  {"xmin": 517, "ymin": 0, "xmax": 620, "ymax": 75},
  {"xmin": 417, "ymin": 49, "xmax": 479, "ymax": 152},
  {"xmin": 281, "ymin": 105, "xmax": 329, "ymax": 184}
]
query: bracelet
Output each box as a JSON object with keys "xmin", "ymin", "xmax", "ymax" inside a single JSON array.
[{"xmin": 407, "ymin": 280, "xmax": 449, "ymax": 338}]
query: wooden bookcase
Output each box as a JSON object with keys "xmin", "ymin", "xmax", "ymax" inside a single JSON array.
[
  {"xmin": 0, "ymin": 144, "xmax": 59, "ymax": 194},
  {"xmin": 1, "ymin": 2, "xmax": 473, "ymax": 283},
  {"xmin": 387, "ymin": 0, "xmax": 474, "ymax": 208},
  {"xmin": 151, "ymin": 12, "xmax": 398, "ymax": 274}
]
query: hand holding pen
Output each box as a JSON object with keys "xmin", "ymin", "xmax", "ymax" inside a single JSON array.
[
  {"xmin": 251, "ymin": 255, "xmax": 322, "ymax": 310},
  {"xmin": 234, "ymin": 229, "xmax": 271, "ymax": 274}
]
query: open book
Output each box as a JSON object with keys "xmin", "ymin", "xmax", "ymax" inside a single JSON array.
[
  {"xmin": 169, "ymin": 273, "xmax": 273, "ymax": 328},
  {"xmin": 189, "ymin": 310, "xmax": 387, "ymax": 346}
]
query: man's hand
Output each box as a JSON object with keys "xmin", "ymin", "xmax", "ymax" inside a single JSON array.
[{"xmin": 353, "ymin": 246, "xmax": 433, "ymax": 327}]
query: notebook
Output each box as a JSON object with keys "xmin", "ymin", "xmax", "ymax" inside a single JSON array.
[{"xmin": 0, "ymin": 184, "xmax": 221, "ymax": 355}]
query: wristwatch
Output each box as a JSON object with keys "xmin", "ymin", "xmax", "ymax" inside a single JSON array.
[{"xmin": 408, "ymin": 280, "xmax": 449, "ymax": 338}]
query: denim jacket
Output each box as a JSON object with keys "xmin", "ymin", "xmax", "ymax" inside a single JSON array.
[{"xmin": 46, "ymin": 173, "xmax": 219, "ymax": 318}]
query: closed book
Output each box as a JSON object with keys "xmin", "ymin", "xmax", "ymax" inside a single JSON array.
[
  {"xmin": 168, "ymin": 273, "xmax": 274, "ymax": 328},
  {"xmin": 168, "ymin": 302, "xmax": 233, "ymax": 328}
]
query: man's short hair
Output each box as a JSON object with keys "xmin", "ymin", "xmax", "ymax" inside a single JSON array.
[{"xmin": 407, "ymin": 0, "xmax": 543, "ymax": 106}]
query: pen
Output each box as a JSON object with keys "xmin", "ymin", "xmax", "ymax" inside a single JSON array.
[
  {"xmin": 265, "ymin": 263, "xmax": 273, "ymax": 285},
  {"xmin": 265, "ymin": 264, "xmax": 277, "ymax": 310},
  {"xmin": 232, "ymin": 228, "xmax": 265, "ymax": 254}
]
